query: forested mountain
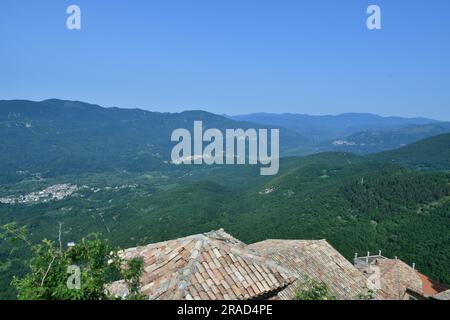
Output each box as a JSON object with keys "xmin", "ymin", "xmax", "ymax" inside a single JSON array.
[
  {"xmin": 371, "ymin": 133, "xmax": 450, "ymax": 170},
  {"xmin": 1, "ymin": 100, "xmax": 449, "ymax": 299},
  {"xmin": 1, "ymin": 100, "xmax": 445, "ymax": 185},
  {"xmin": 317, "ymin": 123, "xmax": 450, "ymax": 155},
  {"xmin": 0, "ymin": 100, "xmax": 310, "ymax": 184}
]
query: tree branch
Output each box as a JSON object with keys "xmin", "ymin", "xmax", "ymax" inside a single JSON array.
[
  {"xmin": 58, "ymin": 222, "xmax": 63, "ymax": 253},
  {"xmin": 40, "ymin": 255, "xmax": 56, "ymax": 287}
]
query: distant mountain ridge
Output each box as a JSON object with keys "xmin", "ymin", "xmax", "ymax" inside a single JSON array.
[
  {"xmin": 318, "ymin": 123, "xmax": 450, "ymax": 155},
  {"xmin": 0, "ymin": 99, "xmax": 309, "ymax": 182},
  {"xmin": 228, "ymin": 112, "xmax": 441, "ymax": 141},
  {"xmin": 1, "ymin": 100, "xmax": 449, "ymax": 183}
]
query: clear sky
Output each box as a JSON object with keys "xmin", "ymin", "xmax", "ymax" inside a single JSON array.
[{"xmin": 1, "ymin": 0, "xmax": 449, "ymax": 119}]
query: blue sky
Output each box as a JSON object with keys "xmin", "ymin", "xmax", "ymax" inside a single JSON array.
[{"xmin": 1, "ymin": 0, "xmax": 449, "ymax": 119}]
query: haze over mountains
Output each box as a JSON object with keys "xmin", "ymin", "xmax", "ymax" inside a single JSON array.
[
  {"xmin": 1, "ymin": 99, "xmax": 449, "ymax": 182},
  {"xmin": 0, "ymin": 99, "xmax": 449, "ymax": 299},
  {"xmin": 229, "ymin": 112, "xmax": 450, "ymax": 155},
  {"xmin": 229, "ymin": 112, "xmax": 442, "ymax": 140},
  {"xmin": 0, "ymin": 99, "xmax": 306, "ymax": 182}
]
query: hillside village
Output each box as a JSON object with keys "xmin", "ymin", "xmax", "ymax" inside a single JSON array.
[
  {"xmin": 107, "ymin": 229, "xmax": 449, "ymax": 300},
  {"xmin": 0, "ymin": 184, "xmax": 78, "ymax": 205}
]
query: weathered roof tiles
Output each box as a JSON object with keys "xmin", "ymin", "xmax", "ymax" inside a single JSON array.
[
  {"xmin": 108, "ymin": 229, "xmax": 296, "ymax": 300},
  {"xmin": 248, "ymin": 239, "xmax": 372, "ymax": 300}
]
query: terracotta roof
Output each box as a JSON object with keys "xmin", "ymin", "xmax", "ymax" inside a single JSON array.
[
  {"xmin": 108, "ymin": 229, "xmax": 296, "ymax": 300},
  {"xmin": 247, "ymin": 240, "xmax": 372, "ymax": 300},
  {"xmin": 417, "ymin": 272, "xmax": 448, "ymax": 296},
  {"xmin": 361, "ymin": 258, "xmax": 423, "ymax": 300},
  {"xmin": 108, "ymin": 230, "xmax": 444, "ymax": 300}
]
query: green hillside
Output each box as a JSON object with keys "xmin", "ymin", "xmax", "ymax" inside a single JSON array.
[
  {"xmin": 1, "ymin": 101, "xmax": 450, "ymax": 299},
  {"xmin": 2, "ymin": 153, "xmax": 449, "ymax": 299},
  {"xmin": 371, "ymin": 133, "xmax": 450, "ymax": 170},
  {"xmin": 318, "ymin": 123, "xmax": 450, "ymax": 154},
  {"xmin": 0, "ymin": 99, "xmax": 310, "ymax": 183}
]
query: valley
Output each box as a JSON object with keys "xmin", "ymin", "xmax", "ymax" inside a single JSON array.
[{"xmin": 0, "ymin": 100, "xmax": 449, "ymax": 300}]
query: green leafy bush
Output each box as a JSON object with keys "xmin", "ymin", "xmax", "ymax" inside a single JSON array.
[
  {"xmin": 295, "ymin": 279, "xmax": 336, "ymax": 300},
  {"xmin": 1, "ymin": 223, "xmax": 143, "ymax": 300}
]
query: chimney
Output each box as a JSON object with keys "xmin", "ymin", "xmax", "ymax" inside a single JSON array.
[
  {"xmin": 412, "ymin": 263, "xmax": 416, "ymax": 270},
  {"xmin": 379, "ymin": 250, "xmax": 382, "ymax": 256}
]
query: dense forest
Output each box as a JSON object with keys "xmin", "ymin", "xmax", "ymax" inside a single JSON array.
[
  {"xmin": 1, "ymin": 152, "xmax": 449, "ymax": 299},
  {"xmin": 1, "ymin": 100, "xmax": 449, "ymax": 299}
]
